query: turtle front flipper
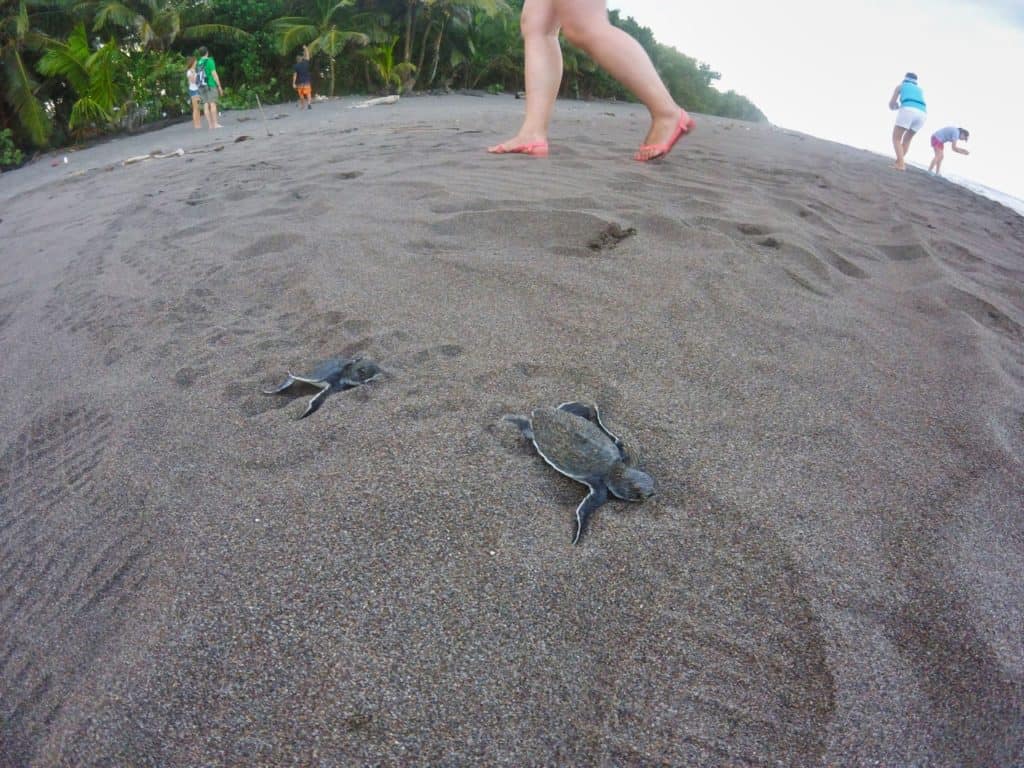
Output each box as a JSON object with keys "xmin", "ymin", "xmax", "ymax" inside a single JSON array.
[
  {"xmin": 263, "ymin": 373, "xmax": 298, "ymax": 395},
  {"xmin": 502, "ymin": 414, "xmax": 534, "ymax": 441},
  {"xmin": 298, "ymin": 383, "xmax": 332, "ymax": 419},
  {"xmin": 573, "ymin": 483, "xmax": 609, "ymax": 545}
]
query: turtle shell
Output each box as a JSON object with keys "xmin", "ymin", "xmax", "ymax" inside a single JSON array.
[
  {"xmin": 529, "ymin": 406, "xmax": 622, "ymax": 481},
  {"xmin": 302, "ymin": 356, "xmax": 354, "ymax": 381}
]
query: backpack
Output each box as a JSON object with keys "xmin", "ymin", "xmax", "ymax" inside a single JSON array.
[{"xmin": 196, "ymin": 57, "xmax": 209, "ymax": 88}]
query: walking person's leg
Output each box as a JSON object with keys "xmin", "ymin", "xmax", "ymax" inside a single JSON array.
[
  {"xmin": 928, "ymin": 139, "xmax": 943, "ymax": 174},
  {"xmin": 892, "ymin": 125, "xmax": 907, "ymax": 169},
  {"xmin": 555, "ymin": 0, "xmax": 690, "ymax": 160},
  {"xmin": 488, "ymin": 0, "xmax": 561, "ymax": 156},
  {"xmin": 901, "ymin": 130, "xmax": 916, "ymax": 166},
  {"xmin": 192, "ymin": 94, "xmax": 202, "ymax": 129}
]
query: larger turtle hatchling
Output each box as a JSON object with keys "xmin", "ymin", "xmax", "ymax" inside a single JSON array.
[{"xmin": 504, "ymin": 400, "xmax": 655, "ymax": 544}]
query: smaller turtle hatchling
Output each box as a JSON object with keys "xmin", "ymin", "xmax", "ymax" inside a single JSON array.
[
  {"xmin": 504, "ymin": 400, "xmax": 655, "ymax": 544},
  {"xmin": 263, "ymin": 355, "xmax": 381, "ymax": 419}
]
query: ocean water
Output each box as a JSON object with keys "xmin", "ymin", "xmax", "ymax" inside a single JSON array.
[
  {"xmin": 856, "ymin": 144, "xmax": 1024, "ymax": 220},
  {"xmin": 946, "ymin": 176, "xmax": 1024, "ymax": 219}
]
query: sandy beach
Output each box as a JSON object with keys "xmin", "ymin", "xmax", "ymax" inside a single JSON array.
[{"xmin": 1, "ymin": 94, "xmax": 1022, "ymax": 766}]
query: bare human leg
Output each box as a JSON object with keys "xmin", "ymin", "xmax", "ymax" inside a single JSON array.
[
  {"xmin": 900, "ymin": 130, "xmax": 915, "ymax": 168},
  {"xmin": 892, "ymin": 125, "xmax": 907, "ymax": 169},
  {"xmin": 192, "ymin": 95, "xmax": 202, "ymax": 129},
  {"xmin": 557, "ymin": 0, "xmax": 689, "ymax": 160},
  {"xmin": 488, "ymin": 0, "xmax": 560, "ymax": 155}
]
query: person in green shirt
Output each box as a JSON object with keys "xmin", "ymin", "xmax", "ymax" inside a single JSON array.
[{"xmin": 195, "ymin": 46, "xmax": 224, "ymax": 130}]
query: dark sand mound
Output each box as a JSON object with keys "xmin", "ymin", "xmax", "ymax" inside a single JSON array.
[{"xmin": 1, "ymin": 95, "xmax": 1022, "ymax": 766}]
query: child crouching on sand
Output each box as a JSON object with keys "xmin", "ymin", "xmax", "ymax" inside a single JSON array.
[{"xmin": 928, "ymin": 126, "xmax": 969, "ymax": 176}]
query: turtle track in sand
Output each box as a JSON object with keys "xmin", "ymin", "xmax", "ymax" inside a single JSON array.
[
  {"xmin": 0, "ymin": 404, "xmax": 152, "ymax": 766},
  {"xmin": 586, "ymin": 497, "xmax": 835, "ymax": 766}
]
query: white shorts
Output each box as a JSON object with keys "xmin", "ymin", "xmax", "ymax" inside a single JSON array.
[{"xmin": 895, "ymin": 107, "xmax": 926, "ymax": 133}]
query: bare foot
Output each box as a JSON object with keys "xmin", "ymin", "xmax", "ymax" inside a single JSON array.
[
  {"xmin": 641, "ymin": 109, "xmax": 685, "ymax": 147},
  {"xmin": 488, "ymin": 134, "xmax": 548, "ymax": 154},
  {"xmin": 635, "ymin": 108, "xmax": 693, "ymax": 161}
]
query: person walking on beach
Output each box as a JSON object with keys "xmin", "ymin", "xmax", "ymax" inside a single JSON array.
[
  {"xmin": 888, "ymin": 72, "xmax": 926, "ymax": 170},
  {"xmin": 928, "ymin": 126, "xmax": 969, "ymax": 176},
  {"xmin": 185, "ymin": 56, "xmax": 203, "ymax": 129},
  {"xmin": 488, "ymin": 0, "xmax": 693, "ymax": 161},
  {"xmin": 293, "ymin": 49, "xmax": 313, "ymax": 110},
  {"xmin": 196, "ymin": 46, "xmax": 224, "ymax": 130}
]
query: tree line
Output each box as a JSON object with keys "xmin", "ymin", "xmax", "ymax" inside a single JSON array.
[{"xmin": 0, "ymin": 0, "xmax": 766, "ymax": 165}]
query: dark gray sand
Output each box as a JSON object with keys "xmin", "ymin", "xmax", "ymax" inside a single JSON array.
[{"xmin": 1, "ymin": 95, "xmax": 1022, "ymax": 766}]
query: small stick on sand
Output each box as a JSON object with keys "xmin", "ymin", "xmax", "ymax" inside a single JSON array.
[{"xmin": 254, "ymin": 95, "xmax": 273, "ymax": 138}]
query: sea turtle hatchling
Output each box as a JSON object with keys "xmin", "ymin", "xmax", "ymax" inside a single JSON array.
[
  {"xmin": 504, "ymin": 400, "xmax": 655, "ymax": 544},
  {"xmin": 263, "ymin": 355, "xmax": 381, "ymax": 419}
]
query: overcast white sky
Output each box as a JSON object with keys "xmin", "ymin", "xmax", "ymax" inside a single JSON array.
[{"xmin": 609, "ymin": 0, "xmax": 1024, "ymax": 202}]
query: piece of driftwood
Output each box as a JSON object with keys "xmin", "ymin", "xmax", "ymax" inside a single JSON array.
[
  {"xmin": 352, "ymin": 95, "xmax": 400, "ymax": 109},
  {"xmin": 122, "ymin": 148, "xmax": 184, "ymax": 165}
]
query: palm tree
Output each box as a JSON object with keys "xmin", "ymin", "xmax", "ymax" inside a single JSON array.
[
  {"xmin": 1, "ymin": 0, "xmax": 54, "ymax": 146},
  {"xmin": 270, "ymin": 0, "xmax": 368, "ymax": 97},
  {"xmin": 36, "ymin": 22, "xmax": 121, "ymax": 135},
  {"xmin": 79, "ymin": 0, "xmax": 250, "ymax": 51},
  {"xmin": 359, "ymin": 34, "xmax": 415, "ymax": 94},
  {"xmin": 415, "ymin": 0, "xmax": 507, "ymax": 89},
  {"xmin": 448, "ymin": 5, "xmax": 519, "ymax": 90}
]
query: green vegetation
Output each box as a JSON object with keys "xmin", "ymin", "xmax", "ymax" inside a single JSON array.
[
  {"xmin": 0, "ymin": 0, "xmax": 766, "ymax": 156},
  {"xmin": 0, "ymin": 126, "xmax": 24, "ymax": 166}
]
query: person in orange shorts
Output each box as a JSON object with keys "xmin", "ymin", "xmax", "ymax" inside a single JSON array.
[{"xmin": 293, "ymin": 51, "xmax": 313, "ymax": 110}]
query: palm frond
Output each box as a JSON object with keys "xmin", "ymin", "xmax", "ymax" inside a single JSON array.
[
  {"xmin": 16, "ymin": 0, "xmax": 30, "ymax": 38},
  {"xmin": 319, "ymin": 28, "xmax": 367, "ymax": 56},
  {"xmin": 181, "ymin": 23, "xmax": 252, "ymax": 43},
  {"xmin": 68, "ymin": 94, "xmax": 110, "ymax": 129},
  {"xmin": 91, "ymin": 0, "xmax": 138, "ymax": 32},
  {"xmin": 268, "ymin": 20, "xmax": 318, "ymax": 54},
  {"xmin": 36, "ymin": 28, "xmax": 91, "ymax": 94},
  {"xmin": 85, "ymin": 38, "xmax": 120, "ymax": 111},
  {"xmin": 3, "ymin": 48, "xmax": 52, "ymax": 145},
  {"xmin": 314, "ymin": 0, "xmax": 354, "ymax": 25}
]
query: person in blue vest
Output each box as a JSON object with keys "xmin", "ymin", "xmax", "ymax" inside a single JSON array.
[
  {"xmin": 927, "ymin": 126, "xmax": 970, "ymax": 176},
  {"xmin": 888, "ymin": 72, "xmax": 926, "ymax": 170}
]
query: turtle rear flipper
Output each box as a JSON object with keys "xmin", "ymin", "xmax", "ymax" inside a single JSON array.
[
  {"xmin": 263, "ymin": 373, "xmax": 298, "ymax": 395},
  {"xmin": 502, "ymin": 414, "xmax": 534, "ymax": 441},
  {"xmin": 298, "ymin": 383, "xmax": 332, "ymax": 419},
  {"xmin": 289, "ymin": 373, "xmax": 329, "ymax": 386},
  {"xmin": 573, "ymin": 483, "xmax": 609, "ymax": 545}
]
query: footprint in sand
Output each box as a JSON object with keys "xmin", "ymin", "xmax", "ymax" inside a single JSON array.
[
  {"xmin": 430, "ymin": 209, "xmax": 639, "ymax": 259},
  {"xmin": 944, "ymin": 287, "xmax": 1023, "ymax": 342}
]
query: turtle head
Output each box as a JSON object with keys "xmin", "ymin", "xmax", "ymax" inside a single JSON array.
[
  {"xmin": 607, "ymin": 463, "xmax": 655, "ymax": 501},
  {"xmin": 346, "ymin": 358, "xmax": 382, "ymax": 384}
]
